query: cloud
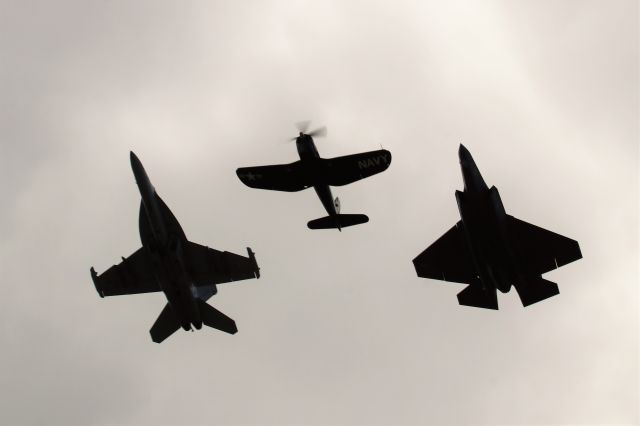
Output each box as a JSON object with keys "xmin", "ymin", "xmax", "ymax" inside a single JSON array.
[{"xmin": 0, "ymin": 0, "xmax": 637, "ymax": 425}]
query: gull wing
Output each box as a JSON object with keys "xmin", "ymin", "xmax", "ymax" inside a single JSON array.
[
  {"xmin": 236, "ymin": 161, "xmax": 310, "ymax": 192},
  {"xmin": 323, "ymin": 149, "xmax": 391, "ymax": 186}
]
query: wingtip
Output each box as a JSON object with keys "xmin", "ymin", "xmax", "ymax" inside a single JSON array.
[
  {"xmin": 247, "ymin": 247, "xmax": 260, "ymax": 278},
  {"xmin": 90, "ymin": 267, "xmax": 104, "ymax": 298},
  {"xmin": 383, "ymin": 149, "xmax": 392, "ymax": 165},
  {"xmin": 235, "ymin": 168, "xmax": 250, "ymax": 185}
]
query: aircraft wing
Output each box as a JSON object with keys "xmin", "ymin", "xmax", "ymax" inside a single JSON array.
[
  {"xmin": 412, "ymin": 221, "xmax": 477, "ymax": 283},
  {"xmin": 323, "ymin": 149, "xmax": 391, "ymax": 186},
  {"xmin": 186, "ymin": 242, "xmax": 260, "ymax": 286},
  {"xmin": 507, "ymin": 215, "xmax": 582, "ymax": 275},
  {"xmin": 236, "ymin": 161, "xmax": 310, "ymax": 192},
  {"xmin": 91, "ymin": 247, "xmax": 160, "ymax": 297}
]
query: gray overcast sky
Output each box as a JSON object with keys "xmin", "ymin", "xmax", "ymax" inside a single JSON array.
[{"xmin": 0, "ymin": 1, "xmax": 637, "ymax": 425}]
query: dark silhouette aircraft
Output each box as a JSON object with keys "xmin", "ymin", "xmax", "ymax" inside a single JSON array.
[
  {"xmin": 236, "ymin": 122, "xmax": 391, "ymax": 230},
  {"xmin": 413, "ymin": 145, "xmax": 582, "ymax": 309},
  {"xmin": 90, "ymin": 152, "xmax": 260, "ymax": 343}
]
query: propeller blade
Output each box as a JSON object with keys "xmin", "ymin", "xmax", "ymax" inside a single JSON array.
[
  {"xmin": 295, "ymin": 120, "xmax": 311, "ymax": 134},
  {"xmin": 308, "ymin": 126, "xmax": 327, "ymax": 138}
]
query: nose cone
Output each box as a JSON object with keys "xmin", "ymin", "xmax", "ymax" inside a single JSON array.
[
  {"xmin": 458, "ymin": 144, "xmax": 472, "ymax": 164},
  {"xmin": 129, "ymin": 151, "xmax": 146, "ymax": 184},
  {"xmin": 130, "ymin": 151, "xmax": 141, "ymax": 169},
  {"xmin": 458, "ymin": 144, "xmax": 488, "ymax": 193}
]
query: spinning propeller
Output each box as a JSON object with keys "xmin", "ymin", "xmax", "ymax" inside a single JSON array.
[{"xmin": 290, "ymin": 121, "xmax": 327, "ymax": 141}]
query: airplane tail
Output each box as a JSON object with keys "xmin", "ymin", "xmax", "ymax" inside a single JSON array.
[
  {"xmin": 149, "ymin": 301, "xmax": 238, "ymax": 343},
  {"xmin": 515, "ymin": 277, "xmax": 559, "ymax": 307},
  {"xmin": 196, "ymin": 299, "xmax": 238, "ymax": 334},
  {"xmin": 307, "ymin": 214, "xmax": 369, "ymax": 230},
  {"xmin": 457, "ymin": 284, "xmax": 499, "ymax": 310},
  {"xmin": 150, "ymin": 303, "xmax": 181, "ymax": 343}
]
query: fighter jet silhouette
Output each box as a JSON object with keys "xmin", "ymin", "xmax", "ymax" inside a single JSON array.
[
  {"xmin": 413, "ymin": 145, "xmax": 582, "ymax": 309},
  {"xmin": 90, "ymin": 152, "xmax": 260, "ymax": 343},
  {"xmin": 236, "ymin": 122, "xmax": 391, "ymax": 230}
]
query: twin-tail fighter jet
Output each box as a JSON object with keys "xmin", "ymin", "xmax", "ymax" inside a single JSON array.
[
  {"xmin": 90, "ymin": 152, "xmax": 260, "ymax": 343},
  {"xmin": 236, "ymin": 122, "xmax": 391, "ymax": 230},
  {"xmin": 413, "ymin": 145, "xmax": 582, "ymax": 309}
]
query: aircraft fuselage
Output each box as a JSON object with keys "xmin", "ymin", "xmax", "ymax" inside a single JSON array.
[
  {"xmin": 130, "ymin": 152, "xmax": 204, "ymax": 331},
  {"xmin": 455, "ymin": 145, "xmax": 519, "ymax": 293},
  {"xmin": 295, "ymin": 133, "xmax": 338, "ymax": 218}
]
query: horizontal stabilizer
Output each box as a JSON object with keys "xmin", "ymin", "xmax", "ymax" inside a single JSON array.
[
  {"xmin": 150, "ymin": 303, "xmax": 181, "ymax": 343},
  {"xmin": 196, "ymin": 299, "xmax": 238, "ymax": 335},
  {"xmin": 307, "ymin": 214, "xmax": 369, "ymax": 230},
  {"xmin": 515, "ymin": 277, "xmax": 559, "ymax": 307},
  {"xmin": 457, "ymin": 284, "xmax": 498, "ymax": 310}
]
